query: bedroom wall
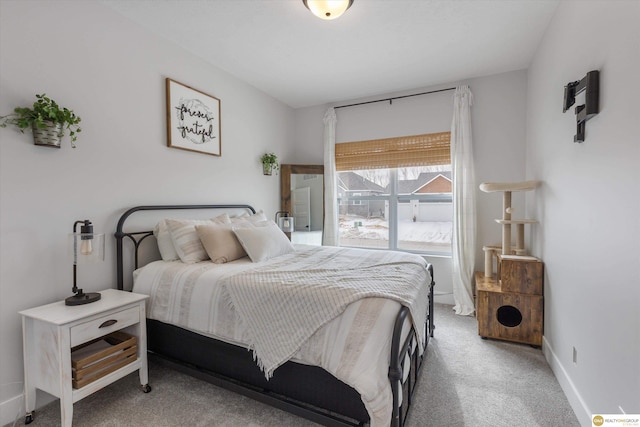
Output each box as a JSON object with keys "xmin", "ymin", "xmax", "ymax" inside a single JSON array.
[
  {"xmin": 525, "ymin": 1, "xmax": 639, "ymax": 425},
  {"xmin": 0, "ymin": 1, "xmax": 294, "ymax": 423},
  {"xmin": 293, "ymin": 70, "xmax": 529, "ymax": 305}
]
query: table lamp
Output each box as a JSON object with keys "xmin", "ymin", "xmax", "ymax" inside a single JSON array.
[
  {"xmin": 66, "ymin": 219, "xmax": 104, "ymax": 305},
  {"xmin": 275, "ymin": 211, "xmax": 294, "ymax": 233}
]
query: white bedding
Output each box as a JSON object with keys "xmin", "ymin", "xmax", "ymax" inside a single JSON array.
[{"xmin": 133, "ymin": 244, "xmax": 431, "ymax": 427}]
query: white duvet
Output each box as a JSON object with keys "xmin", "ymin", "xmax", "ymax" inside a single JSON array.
[{"xmin": 133, "ymin": 245, "xmax": 431, "ymax": 427}]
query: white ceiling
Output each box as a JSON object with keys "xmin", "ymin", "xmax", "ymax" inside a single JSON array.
[{"xmin": 101, "ymin": 0, "xmax": 559, "ymax": 108}]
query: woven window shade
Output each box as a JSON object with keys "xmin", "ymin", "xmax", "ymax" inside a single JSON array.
[{"xmin": 335, "ymin": 131, "xmax": 451, "ymax": 171}]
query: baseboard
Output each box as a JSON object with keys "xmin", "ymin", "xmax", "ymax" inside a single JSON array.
[
  {"xmin": 542, "ymin": 336, "xmax": 591, "ymax": 427},
  {"xmin": 1, "ymin": 392, "xmax": 23, "ymax": 427},
  {"xmin": 434, "ymin": 293, "xmax": 454, "ymax": 305}
]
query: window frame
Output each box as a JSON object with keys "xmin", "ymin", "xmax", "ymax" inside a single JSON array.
[{"xmin": 338, "ymin": 168, "xmax": 452, "ymax": 256}]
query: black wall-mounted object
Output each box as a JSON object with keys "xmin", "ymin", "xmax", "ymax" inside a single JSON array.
[{"xmin": 563, "ymin": 70, "xmax": 599, "ymax": 142}]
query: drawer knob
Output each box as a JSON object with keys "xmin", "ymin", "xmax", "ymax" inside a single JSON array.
[{"xmin": 99, "ymin": 319, "xmax": 118, "ymax": 328}]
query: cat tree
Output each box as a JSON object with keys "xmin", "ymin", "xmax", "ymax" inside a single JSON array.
[
  {"xmin": 476, "ymin": 180, "xmax": 544, "ymax": 346},
  {"xmin": 479, "ymin": 180, "xmax": 541, "ymax": 277}
]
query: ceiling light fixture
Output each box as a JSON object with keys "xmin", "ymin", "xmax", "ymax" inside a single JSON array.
[{"xmin": 302, "ymin": 0, "xmax": 354, "ymax": 20}]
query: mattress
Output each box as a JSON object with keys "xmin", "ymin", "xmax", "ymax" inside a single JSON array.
[{"xmin": 133, "ymin": 244, "xmax": 431, "ymax": 426}]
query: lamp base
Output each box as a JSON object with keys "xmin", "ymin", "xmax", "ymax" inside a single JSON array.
[{"xmin": 65, "ymin": 291, "xmax": 101, "ymax": 306}]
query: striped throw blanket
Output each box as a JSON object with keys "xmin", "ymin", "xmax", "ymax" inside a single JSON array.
[{"xmin": 220, "ymin": 245, "xmax": 429, "ymax": 378}]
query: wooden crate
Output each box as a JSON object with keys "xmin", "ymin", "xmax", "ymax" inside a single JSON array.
[
  {"xmin": 499, "ymin": 255, "xmax": 543, "ymax": 295},
  {"xmin": 71, "ymin": 331, "xmax": 137, "ymax": 389},
  {"xmin": 475, "ymin": 272, "xmax": 543, "ymax": 346}
]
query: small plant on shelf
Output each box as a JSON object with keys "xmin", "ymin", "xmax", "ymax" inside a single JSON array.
[
  {"xmin": 0, "ymin": 94, "xmax": 82, "ymax": 148},
  {"xmin": 260, "ymin": 152, "xmax": 279, "ymax": 175}
]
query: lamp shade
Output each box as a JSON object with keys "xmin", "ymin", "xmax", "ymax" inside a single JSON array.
[
  {"xmin": 275, "ymin": 211, "xmax": 295, "ymax": 233},
  {"xmin": 278, "ymin": 216, "xmax": 295, "ymax": 233},
  {"xmin": 69, "ymin": 232, "xmax": 105, "ymax": 262},
  {"xmin": 303, "ymin": 0, "xmax": 353, "ymax": 20}
]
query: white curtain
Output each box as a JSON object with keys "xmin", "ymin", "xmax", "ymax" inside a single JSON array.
[
  {"xmin": 450, "ymin": 86, "xmax": 477, "ymax": 316},
  {"xmin": 322, "ymin": 107, "xmax": 338, "ymax": 246}
]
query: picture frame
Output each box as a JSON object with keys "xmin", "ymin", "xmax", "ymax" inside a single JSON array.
[{"xmin": 166, "ymin": 78, "xmax": 221, "ymax": 156}]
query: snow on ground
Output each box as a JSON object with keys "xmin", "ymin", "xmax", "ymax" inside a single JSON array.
[{"xmin": 339, "ymin": 216, "xmax": 452, "ymax": 243}]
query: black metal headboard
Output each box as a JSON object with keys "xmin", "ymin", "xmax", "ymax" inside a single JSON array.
[{"xmin": 115, "ymin": 204, "xmax": 256, "ymax": 291}]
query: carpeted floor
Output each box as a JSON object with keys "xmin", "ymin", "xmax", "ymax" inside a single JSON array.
[
  {"xmin": 5, "ymin": 304, "xmax": 580, "ymax": 427},
  {"xmin": 405, "ymin": 305, "xmax": 580, "ymax": 427}
]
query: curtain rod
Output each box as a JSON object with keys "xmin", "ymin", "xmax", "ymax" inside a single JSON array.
[{"xmin": 334, "ymin": 87, "xmax": 456, "ymax": 110}]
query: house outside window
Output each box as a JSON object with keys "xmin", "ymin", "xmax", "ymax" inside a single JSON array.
[{"xmin": 335, "ymin": 132, "xmax": 452, "ymax": 255}]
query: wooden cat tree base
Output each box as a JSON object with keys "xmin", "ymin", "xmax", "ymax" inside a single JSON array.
[{"xmin": 475, "ymin": 256, "xmax": 543, "ymax": 346}]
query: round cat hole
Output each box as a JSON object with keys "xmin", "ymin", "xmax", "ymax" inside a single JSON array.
[{"xmin": 496, "ymin": 305, "xmax": 522, "ymax": 327}]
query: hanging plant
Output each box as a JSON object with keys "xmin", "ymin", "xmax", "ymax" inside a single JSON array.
[
  {"xmin": 260, "ymin": 152, "xmax": 279, "ymax": 175},
  {"xmin": 0, "ymin": 94, "xmax": 82, "ymax": 148}
]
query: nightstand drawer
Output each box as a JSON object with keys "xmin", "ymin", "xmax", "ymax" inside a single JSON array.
[{"xmin": 70, "ymin": 306, "xmax": 139, "ymax": 347}]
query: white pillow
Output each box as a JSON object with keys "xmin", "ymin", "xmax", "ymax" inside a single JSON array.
[
  {"xmin": 154, "ymin": 220, "xmax": 180, "ymax": 261},
  {"xmin": 165, "ymin": 214, "xmax": 230, "ymax": 263},
  {"xmin": 232, "ymin": 220, "xmax": 295, "ymax": 263}
]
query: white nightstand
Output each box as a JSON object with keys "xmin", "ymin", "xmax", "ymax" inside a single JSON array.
[{"xmin": 19, "ymin": 289, "xmax": 150, "ymax": 426}]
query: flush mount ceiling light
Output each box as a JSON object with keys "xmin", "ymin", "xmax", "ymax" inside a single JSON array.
[{"xmin": 302, "ymin": 0, "xmax": 354, "ymax": 20}]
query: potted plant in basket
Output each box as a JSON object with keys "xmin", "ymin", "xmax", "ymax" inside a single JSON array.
[
  {"xmin": 0, "ymin": 94, "xmax": 82, "ymax": 148},
  {"xmin": 260, "ymin": 152, "xmax": 279, "ymax": 175}
]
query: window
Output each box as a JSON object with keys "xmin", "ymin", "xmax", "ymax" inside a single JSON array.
[{"xmin": 335, "ymin": 132, "xmax": 452, "ymax": 255}]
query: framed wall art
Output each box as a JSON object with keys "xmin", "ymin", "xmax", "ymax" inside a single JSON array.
[{"xmin": 166, "ymin": 78, "xmax": 221, "ymax": 156}]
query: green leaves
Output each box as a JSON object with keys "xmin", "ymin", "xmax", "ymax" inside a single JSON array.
[
  {"xmin": 261, "ymin": 152, "xmax": 278, "ymax": 166},
  {"xmin": 0, "ymin": 93, "xmax": 82, "ymax": 146}
]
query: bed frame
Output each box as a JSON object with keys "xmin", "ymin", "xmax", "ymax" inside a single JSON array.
[{"xmin": 115, "ymin": 204, "xmax": 435, "ymax": 427}]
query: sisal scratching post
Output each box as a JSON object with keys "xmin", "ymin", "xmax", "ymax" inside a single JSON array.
[
  {"xmin": 516, "ymin": 223, "xmax": 526, "ymax": 255},
  {"xmin": 502, "ymin": 191, "xmax": 512, "ymax": 255},
  {"xmin": 483, "ymin": 246, "xmax": 494, "ymax": 277}
]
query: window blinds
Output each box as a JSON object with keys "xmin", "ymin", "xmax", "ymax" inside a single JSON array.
[{"xmin": 335, "ymin": 131, "xmax": 451, "ymax": 171}]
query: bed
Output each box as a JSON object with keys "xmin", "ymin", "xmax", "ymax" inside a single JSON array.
[{"xmin": 115, "ymin": 204, "xmax": 435, "ymax": 427}]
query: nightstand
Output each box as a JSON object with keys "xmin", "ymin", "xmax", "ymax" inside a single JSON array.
[{"xmin": 19, "ymin": 289, "xmax": 150, "ymax": 426}]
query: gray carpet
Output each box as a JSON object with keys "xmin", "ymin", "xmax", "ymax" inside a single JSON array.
[{"xmin": 6, "ymin": 304, "xmax": 580, "ymax": 427}]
